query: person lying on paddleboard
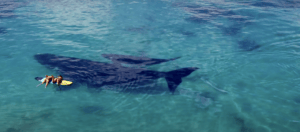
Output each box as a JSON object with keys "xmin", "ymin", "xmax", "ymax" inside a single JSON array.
[
  {"xmin": 43, "ymin": 75, "xmax": 54, "ymax": 88},
  {"xmin": 53, "ymin": 75, "xmax": 63, "ymax": 86},
  {"xmin": 36, "ymin": 75, "xmax": 63, "ymax": 88}
]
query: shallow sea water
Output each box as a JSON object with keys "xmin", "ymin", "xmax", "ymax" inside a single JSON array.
[{"xmin": 1, "ymin": 0, "xmax": 300, "ymax": 132}]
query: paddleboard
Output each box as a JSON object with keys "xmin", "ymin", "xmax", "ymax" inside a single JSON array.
[{"xmin": 35, "ymin": 77, "xmax": 73, "ymax": 86}]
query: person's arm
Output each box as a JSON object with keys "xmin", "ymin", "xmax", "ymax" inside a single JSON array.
[
  {"xmin": 36, "ymin": 83, "xmax": 42, "ymax": 87},
  {"xmin": 42, "ymin": 75, "xmax": 48, "ymax": 84},
  {"xmin": 45, "ymin": 80, "xmax": 49, "ymax": 88}
]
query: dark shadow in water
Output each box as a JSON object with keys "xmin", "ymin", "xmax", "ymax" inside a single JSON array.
[
  {"xmin": 184, "ymin": 5, "xmax": 236, "ymax": 17},
  {"xmin": 251, "ymin": 1, "xmax": 280, "ymax": 8},
  {"xmin": 0, "ymin": 27, "xmax": 7, "ymax": 34},
  {"xmin": 101, "ymin": 54, "xmax": 180, "ymax": 66},
  {"xmin": 293, "ymin": 97, "xmax": 300, "ymax": 104},
  {"xmin": 220, "ymin": 10, "xmax": 236, "ymax": 17},
  {"xmin": 233, "ymin": 115, "xmax": 253, "ymax": 132},
  {"xmin": 78, "ymin": 105, "xmax": 115, "ymax": 116},
  {"xmin": 1, "ymin": 9, "xmax": 14, "ymax": 14},
  {"xmin": 251, "ymin": 0, "xmax": 300, "ymax": 8},
  {"xmin": 238, "ymin": 39, "xmax": 261, "ymax": 51},
  {"xmin": 241, "ymin": 102, "xmax": 253, "ymax": 112},
  {"xmin": 219, "ymin": 25, "xmax": 242, "ymax": 36},
  {"xmin": 228, "ymin": 17, "xmax": 251, "ymax": 26},
  {"xmin": 11, "ymin": 109, "xmax": 54, "ymax": 132},
  {"xmin": 284, "ymin": 0, "xmax": 300, "ymax": 8},
  {"xmin": 145, "ymin": 15, "xmax": 155, "ymax": 22},
  {"xmin": 0, "ymin": 0, "xmax": 21, "ymax": 19},
  {"xmin": 100, "ymin": 81, "xmax": 169, "ymax": 95},
  {"xmin": 237, "ymin": 0, "xmax": 300, "ymax": 8},
  {"xmin": 179, "ymin": 29, "xmax": 196, "ymax": 37},
  {"xmin": 125, "ymin": 26, "xmax": 150, "ymax": 34},
  {"xmin": 182, "ymin": 5, "xmax": 224, "ymax": 24},
  {"xmin": 178, "ymin": 88, "xmax": 215, "ymax": 109},
  {"xmin": 185, "ymin": 16, "xmax": 209, "ymax": 24},
  {"xmin": 0, "ymin": 53, "xmax": 13, "ymax": 59},
  {"xmin": 181, "ymin": 3, "xmax": 255, "ymax": 31},
  {"xmin": 39, "ymin": 112, "xmax": 53, "ymax": 120},
  {"xmin": 21, "ymin": 110, "xmax": 53, "ymax": 121},
  {"xmin": 79, "ymin": 106, "xmax": 105, "ymax": 114},
  {"xmin": 6, "ymin": 128, "xmax": 20, "ymax": 132},
  {"xmin": 182, "ymin": 4, "xmax": 252, "ymax": 25},
  {"xmin": 185, "ymin": 5, "xmax": 210, "ymax": 14},
  {"xmin": 62, "ymin": 80, "xmax": 168, "ymax": 95},
  {"xmin": 34, "ymin": 53, "xmax": 199, "ymax": 94},
  {"xmin": 200, "ymin": 91, "xmax": 217, "ymax": 101}
]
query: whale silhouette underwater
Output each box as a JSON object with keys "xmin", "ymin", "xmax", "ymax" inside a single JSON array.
[{"xmin": 34, "ymin": 53, "xmax": 199, "ymax": 94}]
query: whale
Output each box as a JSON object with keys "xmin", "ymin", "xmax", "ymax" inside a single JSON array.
[{"xmin": 34, "ymin": 53, "xmax": 199, "ymax": 94}]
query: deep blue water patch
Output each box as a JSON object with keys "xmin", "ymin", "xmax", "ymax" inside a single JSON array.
[
  {"xmin": 0, "ymin": 27, "xmax": 7, "ymax": 34},
  {"xmin": 228, "ymin": 16, "xmax": 251, "ymax": 25},
  {"xmin": 241, "ymin": 102, "xmax": 252, "ymax": 112},
  {"xmin": 219, "ymin": 25, "xmax": 242, "ymax": 36},
  {"xmin": 294, "ymin": 97, "xmax": 300, "ymax": 104},
  {"xmin": 238, "ymin": 0, "xmax": 300, "ymax": 8},
  {"xmin": 237, "ymin": 39, "xmax": 261, "ymax": 51},
  {"xmin": 79, "ymin": 106, "xmax": 104, "ymax": 114},
  {"xmin": 0, "ymin": 0, "xmax": 22, "ymax": 18},
  {"xmin": 179, "ymin": 29, "xmax": 196, "ymax": 37},
  {"xmin": 6, "ymin": 128, "xmax": 20, "ymax": 132},
  {"xmin": 233, "ymin": 115, "xmax": 253, "ymax": 132},
  {"xmin": 185, "ymin": 16, "xmax": 209, "ymax": 24},
  {"xmin": 251, "ymin": 1, "xmax": 280, "ymax": 8},
  {"xmin": 182, "ymin": 3, "xmax": 253, "ymax": 28},
  {"xmin": 200, "ymin": 91, "xmax": 216, "ymax": 101},
  {"xmin": 183, "ymin": 4, "xmax": 236, "ymax": 18},
  {"xmin": 283, "ymin": 0, "xmax": 300, "ymax": 8},
  {"xmin": 125, "ymin": 26, "xmax": 150, "ymax": 34},
  {"xmin": 0, "ymin": 54, "xmax": 12, "ymax": 59},
  {"xmin": 119, "ymin": 83, "xmax": 168, "ymax": 94}
]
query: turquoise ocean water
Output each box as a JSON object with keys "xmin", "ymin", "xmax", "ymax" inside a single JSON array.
[{"xmin": 1, "ymin": 0, "xmax": 300, "ymax": 131}]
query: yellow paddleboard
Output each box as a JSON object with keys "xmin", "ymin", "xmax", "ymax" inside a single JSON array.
[{"xmin": 60, "ymin": 80, "xmax": 73, "ymax": 86}]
